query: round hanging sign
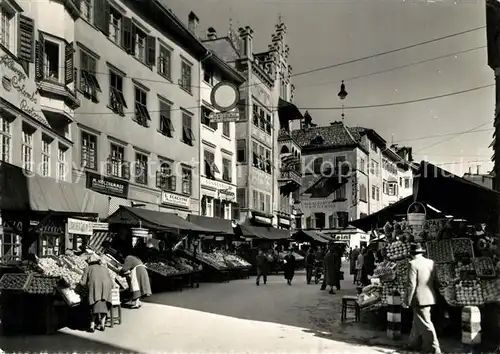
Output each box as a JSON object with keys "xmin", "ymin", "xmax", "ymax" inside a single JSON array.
[{"xmin": 210, "ymin": 81, "xmax": 239, "ymax": 112}]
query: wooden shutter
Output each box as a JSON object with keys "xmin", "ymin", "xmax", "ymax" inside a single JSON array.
[
  {"xmin": 93, "ymin": 0, "xmax": 105, "ymax": 31},
  {"xmin": 103, "ymin": 1, "xmax": 110, "ymax": 36},
  {"xmin": 34, "ymin": 33, "xmax": 45, "ymax": 81},
  {"xmin": 121, "ymin": 17, "xmax": 132, "ymax": 52},
  {"xmin": 18, "ymin": 15, "xmax": 35, "ymax": 62},
  {"xmin": 64, "ymin": 43, "xmax": 75, "ymax": 85},
  {"xmin": 146, "ymin": 36, "xmax": 156, "ymax": 67}
]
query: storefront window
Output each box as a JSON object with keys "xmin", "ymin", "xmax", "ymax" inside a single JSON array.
[
  {"xmin": 1, "ymin": 232, "xmax": 21, "ymax": 262},
  {"xmin": 22, "ymin": 126, "xmax": 34, "ymax": 172},
  {"xmin": 39, "ymin": 234, "xmax": 61, "ymax": 256}
]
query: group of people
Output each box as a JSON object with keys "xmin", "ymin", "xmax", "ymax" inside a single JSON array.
[
  {"xmin": 255, "ymin": 248, "xmax": 297, "ymax": 285},
  {"xmin": 349, "ymin": 245, "xmax": 376, "ymax": 286},
  {"xmin": 78, "ymin": 251, "xmax": 152, "ymax": 332}
]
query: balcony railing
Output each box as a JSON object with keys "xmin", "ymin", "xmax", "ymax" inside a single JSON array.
[
  {"xmin": 278, "ymin": 169, "xmax": 302, "ymax": 186},
  {"xmin": 107, "ymin": 157, "xmax": 130, "ymax": 180}
]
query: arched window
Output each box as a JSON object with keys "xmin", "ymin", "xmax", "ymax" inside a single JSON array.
[{"xmin": 280, "ymin": 145, "xmax": 290, "ymax": 154}]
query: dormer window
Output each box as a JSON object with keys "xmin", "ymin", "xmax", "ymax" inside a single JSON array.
[{"xmin": 310, "ymin": 135, "xmax": 324, "ymax": 145}]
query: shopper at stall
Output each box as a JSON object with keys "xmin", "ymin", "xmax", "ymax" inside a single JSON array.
[
  {"xmin": 283, "ymin": 250, "xmax": 296, "ymax": 285},
  {"xmin": 364, "ymin": 248, "xmax": 375, "ymax": 278},
  {"xmin": 255, "ymin": 248, "xmax": 269, "ymax": 286},
  {"xmin": 403, "ymin": 243, "xmax": 441, "ymax": 354},
  {"xmin": 80, "ymin": 254, "xmax": 114, "ymax": 332},
  {"xmin": 121, "ymin": 253, "xmax": 152, "ymax": 309},
  {"xmin": 305, "ymin": 248, "xmax": 316, "ymax": 284},
  {"xmin": 323, "ymin": 245, "xmax": 338, "ymax": 294}
]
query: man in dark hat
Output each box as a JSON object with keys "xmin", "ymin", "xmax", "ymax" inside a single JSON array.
[{"xmin": 403, "ymin": 243, "xmax": 441, "ymax": 354}]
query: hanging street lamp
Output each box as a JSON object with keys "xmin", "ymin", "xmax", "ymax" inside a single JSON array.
[{"xmin": 338, "ymin": 80, "xmax": 348, "ymax": 100}]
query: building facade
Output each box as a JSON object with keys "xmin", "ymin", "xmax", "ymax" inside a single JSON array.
[
  {"xmin": 194, "ymin": 14, "xmax": 245, "ymax": 221},
  {"xmin": 72, "ymin": 0, "xmax": 240, "ymax": 218},
  {"xmin": 291, "ymin": 118, "xmax": 415, "ymax": 244}
]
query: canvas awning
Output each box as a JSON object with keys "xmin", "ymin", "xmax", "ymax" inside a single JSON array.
[
  {"xmin": 0, "ymin": 162, "xmax": 107, "ymax": 217},
  {"xmin": 187, "ymin": 214, "xmax": 234, "ymax": 235},
  {"xmin": 292, "ymin": 230, "xmax": 330, "ymax": 243},
  {"xmin": 106, "ymin": 206, "xmax": 212, "ymax": 232},
  {"xmin": 238, "ymin": 221, "xmax": 291, "ymax": 240}
]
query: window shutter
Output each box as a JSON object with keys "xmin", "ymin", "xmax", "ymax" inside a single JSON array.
[
  {"xmin": 121, "ymin": 17, "xmax": 132, "ymax": 52},
  {"xmin": 35, "ymin": 34, "xmax": 45, "ymax": 81},
  {"xmin": 18, "ymin": 15, "xmax": 35, "ymax": 63},
  {"xmin": 93, "ymin": 0, "xmax": 106, "ymax": 33},
  {"xmin": 146, "ymin": 36, "xmax": 156, "ymax": 67},
  {"xmin": 103, "ymin": 1, "xmax": 110, "ymax": 36},
  {"xmin": 64, "ymin": 43, "xmax": 75, "ymax": 85}
]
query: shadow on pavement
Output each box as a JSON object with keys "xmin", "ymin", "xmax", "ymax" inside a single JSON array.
[{"xmin": 0, "ymin": 331, "xmax": 143, "ymax": 353}]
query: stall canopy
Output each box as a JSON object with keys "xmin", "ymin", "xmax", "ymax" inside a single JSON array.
[
  {"xmin": 292, "ymin": 230, "xmax": 330, "ymax": 243},
  {"xmin": 0, "ymin": 162, "xmax": 107, "ymax": 217},
  {"xmin": 106, "ymin": 206, "xmax": 212, "ymax": 232},
  {"xmin": 414, "ymin": 161, "xmax": 500, "ymax": 223},
  {"xmin": 187, "ymin": 215, "xmax": 233, "ymax": 235},
  {"xmin": 237, "ymin": 221, "xmax": 291, "ymax": 240}
]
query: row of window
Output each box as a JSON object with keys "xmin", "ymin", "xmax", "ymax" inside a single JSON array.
[
  {"xmin": 81, "ymin": 131, "xmax": 193, "ymax": 195},
  {"xmin": 252, "ymin": 190, "xmax": 272, "ymax": 214},
  {"xmin": 0, "ymin": 117, "xmax": 68, "ymax": 179},
  {"xmin": 312, "ymin": 156, "xmax": 346, "ymax": 174},
  {"xmin": 203, "ymin": 150, "xmax": 232, "ymax": 182},
  {"xmin": 382, "ymin": 158, "xmax": 398, "ymax": 175},
  {"xmin": 80, "ymin": 0, "xmax": 193, "ymax": 92},
  {"xmin": 382, "ymin": 180, "xmax": 398, "ymax": 196},
  {"xmin": 304, "ymin": 212, "xmax": 349, "ymax": 229},
  {"xmin": 252, "ymin": 104, "xmax": 272, "ymax": 135},
  {"xmin": 200, "ymin": 196, "xmax": 238, "ymax": 220},
  {"xmin": 251, "ymin": 141, "xmax": 272, "ymax": 174}
]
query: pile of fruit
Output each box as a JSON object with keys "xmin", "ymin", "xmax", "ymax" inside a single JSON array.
[
  {"xmin": 373, "ymin": 261, "xmax": 397, "ymax": 278},
  {"xmin": 481, "ymin": 279, "xmax": 500, "ymax": 303},
  {"xmin": 197, "ymin": 252, "xmax": 229, "ymax": 270},
  {"xmin": 0, "ymin": 273, "xmax": 30, "ymax": 291},
  {"xmin": 474, "ymin": 257, "xmax": 495, "ymax": 277},
  {"xmin": 452, "ymin": 238, "xmax": 473, "ymax": 257},
  {"xmin": 436, "ymin": 263, "xmax": 454, "ymax": 285},
  {"xmin": 174, "ymin": 258, "xmax": 194, "ymax": 273},
  {"xmin": 25, "ymin": 276, "xmax": 59, "ymax": 294},
  {"xmin": 386, "ymin": 241, "xmax": 410, "ymax": 260},
  {"xmin": 145, "ymin": 262, "xmax": 179, "ymax": 277},
  {"xmin": 381, "ymin": 283, "xmax": 406, "ymax": 306},
  {"xmin": 426, "ymin": 240, "xmax": 453, "ymax": 263},
  {"xmin": 455, "ymin": 262, "xmax": 475, "ymax": 279},
  {"xmin": 456, "ymin": 280, "xmax": 484, "ymax": 306},
  {"xmin": 224, "ymin": 254, "xmax": 251, "ymax": 268}
]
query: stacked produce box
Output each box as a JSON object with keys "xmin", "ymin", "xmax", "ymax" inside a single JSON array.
[
  {"xmin": 187, "ymin": 250, "xmax": 251, "ymax": 270},
  {"xmin": 146, "ymin": 257, "xmax": 202, "ymax": 277}
]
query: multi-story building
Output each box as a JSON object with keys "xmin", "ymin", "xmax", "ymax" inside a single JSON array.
[
  {"xmin": 72, "ymin": 0, "xmax": 239, "ymax": 217},
  {"xmin": 291, "ymin": 117, "xmax": 416, "ymax": 245},
  {"xmin": 201, "ymin": 18, "xmax": 299, "ymax": 235},
  {"xmin": 195, "ymin": 15, "xmax": 246, "ymax": 221},
  {"xmin": 463, "ymin": 167, "xmax": 493, "ymax": 190}
]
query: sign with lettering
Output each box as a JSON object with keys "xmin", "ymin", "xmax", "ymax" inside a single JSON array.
[
  {"xmin": 301, "ymin": 199, "xmax": 336, "ymax": 209},
  {"xmin": 86, "ymin": 172, "xmax": 129, "ymax": 198},
  {"xmin": 161, "ymin": 192, "xmax": 190, "ymax": 208},
  {"xmin": 201, "ymin": 177, "xmax": 236, "ymax": 197},
  {"xmin": 67, "ymin": 218, "xmax": 93, "ymax": 236},
  {"xmin": 0, "ymin": 54, "xmax": 45, "ymax": 124},
  {"xmin": 351, "ymin": 174, "xmax": 358, "ymax": 206},
  {"xmin": 91, "ymin": 222, "xmax": 109, "ymax": 231}
]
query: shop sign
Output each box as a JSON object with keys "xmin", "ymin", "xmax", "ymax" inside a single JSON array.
[
  {"xmin": 278, "ymin": 217, "xmax": 291, "ymax": 226},
  {"xmin": 351, "ymin": 174, "xmax": 358, "ymax": 206},
  {"xmin": 201, "ymin": 177, "xmax": 236, "ymax": 195},
  {"xmin": 0, "ymin": 55, "xmax": 44, "ymax": 123},
  {"xmin": 254, "ymin": 215, "xmax": 272, "ymax": 225},
  {"xmin": 301, "ymin": 199, "xmax": 335, "ymax": 209},
  {"xmin": 91, "ymin": 222, "xmax": 109, "ymax": 231},
  {"xmin": 86, "ymin": 172, "xmax": 129, "ymax": 198},
  {"xmin": 67, "ymin": 218, "xmax": 93, "ymax": 236},
  {"xmin": 334, "ymin": 234, "xmax": 351, "ymax": 241},
  {"xmin": 1, "ymin": 219, "xmax": 64, "ymax": 233},
  {"xmin": 359, "ymin": 234, "xmax": 368, "ymax": 241},
  {"xmin": 161, "ymin": 192, "xmax": 190, "ymax": 208}
]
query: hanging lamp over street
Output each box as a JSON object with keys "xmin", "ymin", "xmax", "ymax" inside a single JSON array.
[{"xmin": 338, "ymin": 80, "xmax": 348, "ymax": 100}]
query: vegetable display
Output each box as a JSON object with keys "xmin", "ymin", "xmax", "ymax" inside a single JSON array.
[
  {"xmin": 145, "ymin": 262, "xmax": 179, "ymax": 277},
  {"xmin": 481, "ymin": 279, "xmax": 500, "ymax": 303},
  {"xmin": 474, "ymin": 257, "xmax": 495, "ymax": 278},
  {"xmin": 427, "ymin": 240, "xmax": 453, "ymax": 263},
  {"xmin": 452, "ymin": 238, "xmax": 474, "ymax": 258},
  {"xmin": 25, "ymin": 276, "xmax": 59, "ymax": 295},
  {"xmin": 386, "ymin": 241, "xmax": 409, "ymax": 260},
  {"xmin": 456, "ymin": 280, "xmax": 483, "ymax": 306},
  {"xmin": 0, "ymin": 273, "xmax": 30, "ymax": 291}
]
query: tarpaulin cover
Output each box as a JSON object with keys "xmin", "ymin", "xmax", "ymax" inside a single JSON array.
[
  {"xmin": 187, "ymin": 214, "xmax": 233, "ymax": 235},
  {"xmin": 292, "ymin": 230, "xmax": 330, "ymax": 243},
  {"xmin": 106, "ymin": 206, "xmax": 212, "ymax": 232},
  {"xmin": 238, "ymin": 221, "xmax": 291, "ymax": 240}
]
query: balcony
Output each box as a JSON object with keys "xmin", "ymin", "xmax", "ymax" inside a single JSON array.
[
  {"xmin": 278, "ymin": 168, "xmax": 301, "ymax": 192},
  {"xmin": 38, "ymin": 79, "xmax": 80, "ymax": 110}
]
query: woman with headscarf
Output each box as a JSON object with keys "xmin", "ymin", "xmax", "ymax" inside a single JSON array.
[
  {"xmin": 79, "ymin": 254, "xmax": 114, "ymax": 332},
  {"xmin": 283, "ymin": 250, "xmax": 296, "ymax": 285},
  {"xmin": 121, "ymin": 253, "xmax": 152, "ymax": 309}
]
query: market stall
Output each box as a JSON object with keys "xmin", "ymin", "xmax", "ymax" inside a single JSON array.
[{"xmin": 353, "ymin": 162, "xmax": 500, "ymax": 348}]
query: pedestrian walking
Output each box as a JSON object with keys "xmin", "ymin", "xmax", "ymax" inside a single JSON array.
[
  {"xmin": 305, "ymin": 248, "xmax": 316, "ymax": 284},
  {"xmin": 355, "ymin": 248, "xmax": 364, "ymax": 286},
  {"xmin": 255, "ymin": 248, "xmax": 268, "ymax": 286},
  {"xmin": 323, "ymin": 245, "xmax": 338, "ymax": 294},
  {"xmin": 333, "ymin": 246, "xmax": 342, "ymax": 290},
  {"xmin": 403, "ymin": 243, "xmax": 441, "ymax": 354},
  {"xmin": 364, "ymin": 248, "xmax": 375, "ymax": 279},
  {"xmin": 283, "ymin": 250, "xmax": 296, "ymax": 285},
  {"xmin": 349, "ymin": 246, "xmax": 360, "ymax": 284}
]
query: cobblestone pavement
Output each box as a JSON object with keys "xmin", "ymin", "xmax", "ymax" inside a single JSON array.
[{"xmin": 0, "ymin": 263, "xmax": 460, "ymax": 353}]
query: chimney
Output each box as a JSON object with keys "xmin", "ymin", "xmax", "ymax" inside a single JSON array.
[
  {"xmin": 188, "ymin": 12, "xmax": 199, "ymax": 37},
  {"xmin": 207, "ymin": 27, "xmax": 217, "ymax": 40},
  {"xmin": 238, "ymin": 26, "xmax": 253, "ymax": 60}
]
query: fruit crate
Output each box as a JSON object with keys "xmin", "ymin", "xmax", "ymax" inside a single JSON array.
[
  {"xmin": 24, "ymin": 275, "xmax": 59, "ymax": 295},
  {"xmin": 474, "ymin": 257, "xmax": 496, "ymax": 278},
  {"xmin": 0, "ymin": 273, "xmax": 32, "ymax": 291},
  {"xmin": 426, "ymin": 240, "xmax": 454, "ymax": 263},
  {"xmin": 451, "ymin": 238, "xmax": 474, "ymax": 259}
]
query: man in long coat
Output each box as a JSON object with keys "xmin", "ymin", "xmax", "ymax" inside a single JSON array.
[
  {"xmin": 349, "ymin": 246, "xmax": 360, "ymax": 284},
  {"xmin": 323, "ymin": 246, "xmax": 338, "ymax": 294}
]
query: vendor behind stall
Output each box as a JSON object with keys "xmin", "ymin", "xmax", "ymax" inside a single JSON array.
[{"xmin": 120, "ymin": 253, "xmax": 152, "ymax": 309}]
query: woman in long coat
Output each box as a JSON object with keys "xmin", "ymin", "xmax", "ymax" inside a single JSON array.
[
  {"xmin": 323, "ymin": 247, "xmax": 338, "ymax": 294},
  {"xmin": 283, "ymin": 250, "xmax": 296, "ymax": 285},
  {"xmin": 333, "ymin": 248, "xmax": 342, "ymax": 290},
  {"xmin": 121, "ymin": 254, "xmax": 152, "ymax": 309},
  {"xmin": 80, "ymin": 254, "xmax": 114, "ymax": 332}
]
